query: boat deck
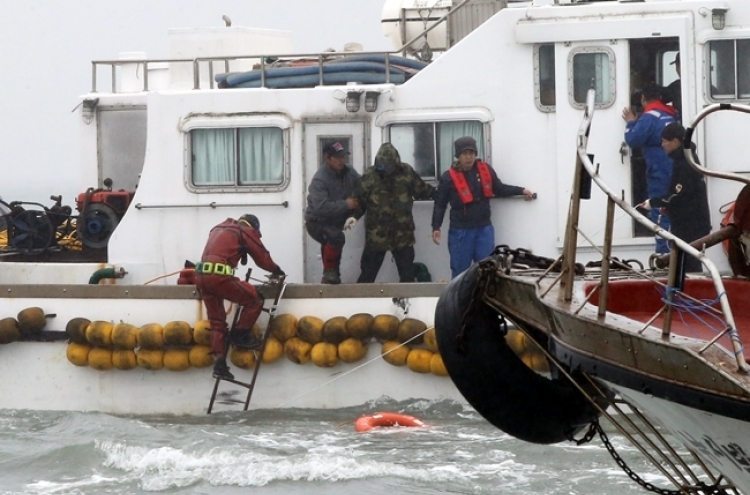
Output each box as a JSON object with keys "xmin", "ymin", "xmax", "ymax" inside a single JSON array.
[{"xmin": 584, "ymin": 278, "xmax": 750, "ymax": 361}]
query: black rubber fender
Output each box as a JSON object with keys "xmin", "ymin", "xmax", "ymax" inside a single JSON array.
[{"xmin": 435, "ymin": 263, "xmax": 601, "ymax": 444}]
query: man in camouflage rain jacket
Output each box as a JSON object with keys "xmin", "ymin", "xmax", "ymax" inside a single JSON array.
[{"xmin": 351, "ymin": 143, "xmax": 435, "ymax": 283}]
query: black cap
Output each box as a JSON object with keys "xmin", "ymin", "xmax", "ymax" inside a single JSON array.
[
  {"xmin": 239, "ymin": 214, "xmax": 261, "ymax": 235},
  {"xmin": 454, "ymin": 136, "xmax": 478, "ymax": 157},
  {"xmin": 323, "ymin": 141, "xmax": 350, "ymax": 157},
  {"xmin": 670, "ymin": 52, "xmax": 680, "ymax": 65},
  {"xmin": 661, "ymin": 122, "xmax": 685, "ymax": 142}
]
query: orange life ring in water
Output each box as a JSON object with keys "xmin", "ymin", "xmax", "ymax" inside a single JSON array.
[{"xmin": 354, "ymin": 412, "xmax": 427, "ymax": 432}]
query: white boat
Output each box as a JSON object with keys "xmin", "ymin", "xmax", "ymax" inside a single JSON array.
[{"xmin": 1, "ymin": 2, "xmax": 750, "ymax": 484}]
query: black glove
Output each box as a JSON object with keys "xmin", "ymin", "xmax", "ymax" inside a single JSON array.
[{"xmin": 271, "ymin": 266, "xmax": 285, "ymax": 278}]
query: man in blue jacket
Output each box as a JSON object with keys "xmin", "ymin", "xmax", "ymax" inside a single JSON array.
[
  {"xmin": 431, "ymin": 136, "xmax": 534, "ymax": 279},
  {"xmin": 623, "ymin": 83, "xmax": 678, "ymax": 253},
  {"xmin": 305, "ymin": 142, "xmax": 361, "ymax": 284}
]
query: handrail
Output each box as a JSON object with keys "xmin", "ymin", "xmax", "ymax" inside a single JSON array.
[
  {"xmin": 397, "ymin": 0, "xmax": 472, "ymax": 55},
  {"xmin": 90, "ymin": 50, "xmax": 411, "ymax": 93},
  {"xmin": 134, "ymin": 201, "xmax": 289, "ymax": 210},
  {"xmin": 683, "ymin": 102, "xmax": 750, "ymax": 186},
  {"xmin": 564, "ymin": 89, "xmax": 747, "ymax": 373}
]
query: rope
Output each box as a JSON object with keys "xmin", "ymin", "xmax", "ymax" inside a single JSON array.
[
  {"xmin": 273, "ymin": 326, "xmax": 434, "ymax": 408},
  {"xmin": 660, "ymin": 286, "xmax": 727, "ymax": 339},
  {"xmin": 142, "ymin": 268, "xmax": 188, "ymax": 285}
]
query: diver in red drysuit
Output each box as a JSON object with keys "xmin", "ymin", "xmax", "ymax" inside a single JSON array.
[{"xmin": 195, "ymin": 214, "xmax": 284, "ymax": 380}]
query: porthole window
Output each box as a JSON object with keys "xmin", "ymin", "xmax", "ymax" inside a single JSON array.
[
  {"xmin": 535, "ymin": 44, "xmax": 556, "ymax": 112},
  {"xmin": 568, "ymin": 46, "xmax": 616, "ymax": 108}
]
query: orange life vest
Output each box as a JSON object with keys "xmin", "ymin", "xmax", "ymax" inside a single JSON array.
[{"xmin": 449, "ymin": 161, "xmax": 494, "ymax": 204}]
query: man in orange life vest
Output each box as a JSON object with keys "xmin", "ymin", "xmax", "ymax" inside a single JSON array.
[
  {"xmin": 431, "ymin": 136, "xmax": 535, "ymax": 279},
  {"xmin": 195, "ymin": 214, "xmax": 285, "ymax": 380}
]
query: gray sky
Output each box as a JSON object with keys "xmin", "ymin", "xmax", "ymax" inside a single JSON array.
[{"xmin": 0, "ymin": 0, "xmax": 393, "ymax": 205}]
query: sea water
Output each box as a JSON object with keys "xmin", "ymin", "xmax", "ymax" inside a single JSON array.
[{"xmin": 0, "ymin": 399, "xmax": 670, "ymax": 495}]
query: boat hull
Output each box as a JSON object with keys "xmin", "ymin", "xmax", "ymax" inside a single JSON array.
[{"xmin": 0, "ymin": 283, "xmax": 463, "ymax": 414}]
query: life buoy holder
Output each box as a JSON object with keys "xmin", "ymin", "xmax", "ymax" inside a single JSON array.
[
  {"xmin": 434, "ymin": 261, "xmax": 602, "ymax": 445},
  {"xmin": 354, "ymin": 412, "xmax": 427, "ymax": 432}
]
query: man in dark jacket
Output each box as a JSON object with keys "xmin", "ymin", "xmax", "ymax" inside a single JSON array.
[
  {"xmin": 623, "ymin": 83, "xmax": 678, "ymax": 253},
  {"xmin": 431, "ymin": 136, "xmax": 534, "ymax": 278},
  {"xmin": 196, "ymin": 214, "xmax": 285, "ymax": 380},
  {"xmin": 353, "ymin": 143, "xmax": 435, "ymax": 283},
  {"xmin": 637, "ymin": 123, "xmax": 711, "ymax": 272},
  {"xmin": 305, "ymin": 142, "xmax": 361, "ymax": 284}
]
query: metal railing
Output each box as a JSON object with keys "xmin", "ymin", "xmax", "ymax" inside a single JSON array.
[
  {"xmin": 551, "ymin": 89, "xmax": 748, "ymax": 373},
  {"xmin": 90, "ymin": 51, "xmax": 405, "ymax": 93}
]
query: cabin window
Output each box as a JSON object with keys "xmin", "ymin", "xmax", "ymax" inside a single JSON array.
[
  {"xmin": 568, "ymin": 47, "xmax": 616, "ymax": 108},
  {"xmin": 388, "ymin": 121, "xmax": 484, "ymax": 179},
  {"xmin": 190, "ymin": 127, "xmax": 284, "ymax": 187},
  {"xmin": 534, "ymin": 44, "xmax": 556, "ymax": 111},
  {"xmin": 709, "ymin": 39, "xmax": 750, "ymax": 100}
]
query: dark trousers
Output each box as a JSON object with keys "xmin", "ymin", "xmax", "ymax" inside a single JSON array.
[{"xmin": 357, "ymin": 245, "xmax": 415, "ymax": 283}]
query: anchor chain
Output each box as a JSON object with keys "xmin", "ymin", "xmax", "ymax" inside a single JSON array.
[{"xmin": 596, "ymin": 420, "xmax": 733, "ymax": 495}]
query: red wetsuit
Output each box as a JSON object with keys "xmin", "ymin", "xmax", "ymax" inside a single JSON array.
[{"xmin": 196, "ymin": 218, "xmax": 280, "ymax": 357}]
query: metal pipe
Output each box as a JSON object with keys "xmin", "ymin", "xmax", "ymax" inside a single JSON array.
[{"xmin": 134, "ymin": 201, "xmax": 289, "ymax": 210}]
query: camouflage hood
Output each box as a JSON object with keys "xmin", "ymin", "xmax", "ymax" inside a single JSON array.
[{"xmin": 374, "ymin": 143, "xmax": 401, "ymax": 174}]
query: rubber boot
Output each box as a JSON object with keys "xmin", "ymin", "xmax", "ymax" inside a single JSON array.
[
  {"xmin": 229, "ymin": 328, "xmax": 262, "ymax": 350},
  {"xmin": 212, "ymin": 357, "xmax": 234, "ymax": 380},
  {"xmin": 321, "ymin": 268, "xmax": 341, "ymax": 284}
]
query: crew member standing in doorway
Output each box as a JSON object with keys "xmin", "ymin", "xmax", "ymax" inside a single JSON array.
[{"xmin": 305, "ymin": 141, "xmax": 361, "ymax": 284}]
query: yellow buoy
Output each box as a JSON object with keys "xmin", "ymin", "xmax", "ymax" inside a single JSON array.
[
  {"xmin": 338, "ymin": 338, "xmax": 367, "ymax": 363},
  {"xmin": 112, "ymin": 349, "xmax": 137, "ymax": 370},
  {"xmin": 88, "ymin": 347, "xmax": 114, "ymax": 371},
  {"xmin": 0, "ymin": 317, "xmax": 20, "ymax": 344},
  {"xmin": 112, "ymin": 323, "xmax": 138, "ymax": 349},
  {"xmin": 262, "ymin": 337, "xmax": 284, "ymax": 364},
  {"xmin": 284, "ymin": 336, "xmax": 312, "ymax": 364},
  {"xmin": 138, "ymin": 323, "xmax": 164, "ymax": 349},
  {"xmin": 406, "ymin": 348, "xmax": 433, "ymax": 373},
  {"xmin": 381, "ymin": 340, "xmax": 409, "ymax": 366},
  {"xmin": 346, "ymin": 313, "xmax": 374, "ymax": 340},
  {"xmin": 163, "ymin": 321, "xmax": 193, "ymax": 346},
  {"xmin": 322, "ymin": 316, "xmax": 348, "ymax": 344},
  {"xmin": 164, "ymin": 348, "xmax": 191, "ymax": 371},
  {"xmin": 297, "ymin": 316, "xmax": 324, "ymax": 344},
  {"xmin": 269, "ymin": 313, "xmax": 298, "ymax": 342},
  {"xmin": 230, "ymin": 346, "xmax": 256, "ymax": 369},
  {"xmin": 136, "ymin": 348, "xmax": 165, "ymax": 370},
  {"xmin": 505, "ymin": 329, "xmax": 527, "ymax": 355},
  {"xmin": 311, "ymin": 342, "xmax": 338, "ymax": 367},
  {"xmin": 430, "ymin": 353, "xmax": 449, "ymax": 376},
  {"xmin": 398, "ymin": 318, "xmax": 426, "ymax": 345},
  {"xmin": 193, "ymin": 320, "xmax": 212, "ymax": 346},
  {"xmin": 65, "ymin": 317, "xmax": 90, "ymax": 344},
  {"xmin": 522, "ymin": 351, "xmax": 550, "ymax": 374},
  {"xmin": 66, "ymin": 342, "xmax": 92, "ymax": 366},
  {"xmin": 372, "ymin": 314, "xmax": 399, "ymax": 342},
  {"xmin": 423, "ymin": 327, "xmax": 439, "ymax": 352},
  {"xmin": 188, "ymin": 345, "xmax": 214, "ymax": 368},
  {"xmin": 85, "ymin": 321, "xmax": 113, "ymax": 346},
  {"xmin": 17, "ymin": 307, "xmax": 46, "ymax": 334}
]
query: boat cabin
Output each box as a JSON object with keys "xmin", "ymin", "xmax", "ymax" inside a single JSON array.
[{"xmin": 1, "ymin": 0, "xmax": 747, "ymax": 286}]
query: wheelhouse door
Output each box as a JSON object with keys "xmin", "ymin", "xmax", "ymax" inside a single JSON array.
[
  {"xmin": 302, "ymin": 121, "xmax": 367, "ymax": 283},
  {"xmin": 553, "ymin": 33, "xmax": 683, "ymax": 259}
]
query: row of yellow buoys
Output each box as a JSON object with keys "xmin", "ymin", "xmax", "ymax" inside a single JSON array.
[
  {"xmin": 230, "ymin": 313, "xmax": 449, "ymax": 377},
  {"xmin": 0, "ymin": 307, "xmax": 48, "ymax": 344},
  {"xmin": 59, "ymin": 312, "xmax": 449, "ymax": 376},
  {"xmin": 65, "ymin": 318, "xmax": 215, "ymax": 371}
]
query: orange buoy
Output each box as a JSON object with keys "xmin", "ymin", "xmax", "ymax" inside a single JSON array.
[{"xmin": 354, "ymin": 412, "xmax": 427, "ymax": 432}]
